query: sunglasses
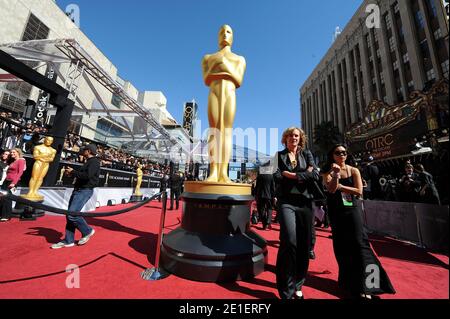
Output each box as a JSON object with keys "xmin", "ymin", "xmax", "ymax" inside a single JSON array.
[{"xmin": 334, "ymin": 151, "xmax": 348, "ymax": 156}]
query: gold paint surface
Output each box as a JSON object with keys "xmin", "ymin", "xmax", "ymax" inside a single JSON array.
[
  {"xmin": 22, "ymin": 136, "xmax": 56, "ymax": 201},
  {"xmin": 202, "ymin": 25, "xmax": 246, "ymax": 184},
  {"xmin": 184, "ymin": 181, "xmax": 251, "ymax": 196}
]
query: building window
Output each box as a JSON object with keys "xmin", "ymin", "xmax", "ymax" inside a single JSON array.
[
  {"xmin": 380, "ymin": 72, "xmax": 385, "ymax": 84},
  {"xmin": 111, "ymin": 94, "xmax": 122, "ymax": 108},
  {"xmin": 376, "ymin": 49, "xmax": 381, "ymax": 58},
  {"xmin": 408, "ymin": 80, "xmax": 415, "ymax": 90},
  {"xmin": 394, "ymin": 2, "xmax": 400, "ymax": 13},
  {"xmin": 434, "ymin": 28, "xmax": 442, "ymax": 40},
  {"xmin": 403, "ymin": 52, "xmax": 410, "ymax": 63},
  {"xmin": 442, "ymin": 60, "xmax": 449, "ymax": 78},
  {"xmin": 420, "ymin": 39, "xmax": 431, "ymax": 60},
  {"xmin": 426, "ymin": 68, "xmax": 436, "ymax": 81},
  {"xmin": 389, "ymin": 37, "xmax": 396, "ymax": 52},
  {"xmin": 385, "ymin": 13, "xmax": 392, "ymax": 29},
  {"xmin": 366, "ymin": 34, "xmax": 372, "ymax": 48},
  {"xmin": 399, "ymin": 26, "xmax": 405, "ymax": 39},
  {"xmin": 22, "ymin": 13, "xmax": 50, "ymax": 41},
  {"xmin": 0, "ymin": 93, "xmax": 26, "ymax": 112},
  {"xmin": 426, "ymin": 0, "xmax": 438, "ymax": 17},
  {"xmin": 383, "ymin": 96, "xmax": 389, "ymax": 103},
  {"xmin": 415, "ymin": 11, "xmax": 425, "ymax": 30},
  {"xmin": 372, "ymin": 77, "xmax": 377, "ymax": 84},
  {"xmin": 374, "ymin": 30, "xmax": 379, "ymax": 42},
  {"xmin": 393, "ymin": 60, "xmax": 400, "ymax": 70}
]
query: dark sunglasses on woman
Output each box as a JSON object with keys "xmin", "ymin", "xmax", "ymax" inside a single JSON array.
[{"xmin": 334, "ymin": 151, "xmax": 348, "ymax": 156}]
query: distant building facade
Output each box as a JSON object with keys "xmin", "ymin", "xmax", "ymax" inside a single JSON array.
[{"xmin": 300, "ymin": 0, "xmax": 449, "ymax": 145}]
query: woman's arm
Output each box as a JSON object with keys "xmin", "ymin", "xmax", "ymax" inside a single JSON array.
[
  {"xmin": 323, "ymin": 172, "xmax": 340, "ymax": 194},
  {"xmin": 338, "ymin": 167, "xmax": 363, "ymax": 197}
]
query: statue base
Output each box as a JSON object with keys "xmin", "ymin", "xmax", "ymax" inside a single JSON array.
[
  {"xmin": 12, "ymin": 200, "xmax": 45, "ymax": 221},
  {"xmin": 12, "ymin": 200, "xmax": 45, "ymax": 219},
  {"xmin": 21, "ymin": 194, "xmax": 44, "ymax": 202},
  {"xmin": 129, "ymin": 195, "xmax": 144, "ymax": 203},
  {"xmin": 160, "ymin": 182, "xmax": 267, "ymax": 283}
]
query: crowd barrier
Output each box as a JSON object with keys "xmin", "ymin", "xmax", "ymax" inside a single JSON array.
[{"xmin": 362, "ymin": 200, "xmax": 449, "ymax": 252}]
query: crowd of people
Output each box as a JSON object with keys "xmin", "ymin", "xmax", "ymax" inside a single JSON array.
[
  {"xmin": 358, "ymin": 156, "xmax": 442, "ymax": 205},
  {"xmin": 0, "ymin": 113, "xmax": 170, "ymax": 177},
  {"xmin": 62, "ymin": 133, "xmax": 170, "ymax": 176}
]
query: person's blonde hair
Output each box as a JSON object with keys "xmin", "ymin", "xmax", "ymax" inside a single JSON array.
[
  {"xmin": 281, "ymin": 127, "xmax": 307, "ymax": 151},
  {"xmin": 12, "ymin": 148, "xmax": 23, "ymax": 158}
]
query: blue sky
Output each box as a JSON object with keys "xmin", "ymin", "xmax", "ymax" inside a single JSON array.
[{"xmin": 57, "ymin": 0, "xmax": 362, "ymax": 150}]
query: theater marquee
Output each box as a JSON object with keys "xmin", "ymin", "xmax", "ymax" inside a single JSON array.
[{"xmin": 345, "ymin": 93, "xmax": 430, "ymax": 160}]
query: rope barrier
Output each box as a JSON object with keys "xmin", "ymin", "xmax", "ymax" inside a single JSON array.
[{"xmin": 1, "ymin": 191, "xmax": 163, "ymax": 218}]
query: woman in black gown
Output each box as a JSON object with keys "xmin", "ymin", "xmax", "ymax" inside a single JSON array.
[{"xmin": 321, "ymin": 144, "xmax": 396, "ymax": 299}]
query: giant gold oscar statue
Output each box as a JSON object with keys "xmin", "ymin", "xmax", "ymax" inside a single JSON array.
[
  {"xmin": 22, "ymin": 136, "xmax": 57, "ymax": 201},
  {"xmin": 183, "ymin": 24, "xmax": 250, "ymax": 196},
  {"xmin": 160, "ymin": 25, "xmax": 267, "ymax": 283}
]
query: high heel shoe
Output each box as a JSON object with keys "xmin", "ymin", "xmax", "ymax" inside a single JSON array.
[{"xmin": 293, "ymin": 290, "xmax": 304, "ymax": 299}]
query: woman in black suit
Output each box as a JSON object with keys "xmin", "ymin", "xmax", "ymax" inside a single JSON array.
[{"xmin": 273, "ymin": 127, "xmax": 319, "ymax": 299}]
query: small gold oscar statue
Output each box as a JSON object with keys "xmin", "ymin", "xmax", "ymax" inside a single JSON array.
[
  {"xmin": 134, "ymin": 164, "xmax": 143, "ymax": 196},
  {"xmin": 130, "ymin": 164, "xmax": 143, "ymax": 202},
  {"xmin": 104, "ymin": 172, "xmax": 110, "ymax": 187},
  {"xmin": 56, "ymin": 166, "xmax": 65, "ymax": 186},
  {"xmin": 22, "ymin": 136, "xmax": 57, "ymax": 201}
]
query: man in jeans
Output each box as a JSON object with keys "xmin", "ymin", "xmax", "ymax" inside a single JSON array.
[{"xmin": 52, "ymin": 144, "xmax": 100, "ymax": 249}]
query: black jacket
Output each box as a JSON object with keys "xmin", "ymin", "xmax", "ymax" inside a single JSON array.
[
  {"xmin": 160, "ymin": 174, "xmax": 169, "ymax": 190},
  {"xmin": 169, "ymin": 173, "xmax": 184, "ymax": 192},
  {"xmin": 417, "ymin": 171, "xmax": 440, "ymax": 204},
  {"xmin": 73, "ymin": 157, "xmax": 101, "ymax": 189},
  {"xmin": 255, "ymin": 173, "xmax": 276, "ymax": 200},
  {"xmin": 273, "ymin": 149, "xmax": 320, "ymax": 203}
]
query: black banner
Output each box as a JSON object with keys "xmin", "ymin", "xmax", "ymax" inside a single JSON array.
[{"xmin": 34, "ymin": 65, "xmax": 57, "ymax": 126}]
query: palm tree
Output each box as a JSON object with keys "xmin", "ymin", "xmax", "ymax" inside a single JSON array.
[{"xmin": 313, "ymin": 121, "xmax": 343, "ymax": 166}]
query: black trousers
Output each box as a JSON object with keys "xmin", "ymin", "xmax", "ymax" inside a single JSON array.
[
  {"xmin": 276, "ymin": 202, "xmax": 313, "ymax": 299},
  {"xmin": 170, "ymin": 189, "xmax": 180, "ymax": 210},
  {"xmin": 257, "ymin": 198, "xmax": 272, "ymax": 228},
  {"xmin": 0, "ymin": 180, "xmax": 13, "ymax": 219}
]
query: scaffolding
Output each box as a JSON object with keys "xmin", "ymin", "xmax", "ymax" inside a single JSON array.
[{"xmin": 0, "ymin": 38, "xmax": 177, "ymax": 158}]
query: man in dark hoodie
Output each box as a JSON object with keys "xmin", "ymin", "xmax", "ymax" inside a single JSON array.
[{"xmin": 51, "ymin": 144, "xmax": 100, "ymax": 249}]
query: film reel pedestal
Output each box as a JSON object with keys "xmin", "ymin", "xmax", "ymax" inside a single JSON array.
[{"xmin": 160, "ymin": 182, "xmax": 267, "ymax": 282}]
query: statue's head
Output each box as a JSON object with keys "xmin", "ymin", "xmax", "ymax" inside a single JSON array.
[
  {"xmin": 44, "ymin": 136, "xmax": 54, "ymax": 146},
  {"xmin": 218, "ymin": 25, "xmax": 233, "ymax": 49}
]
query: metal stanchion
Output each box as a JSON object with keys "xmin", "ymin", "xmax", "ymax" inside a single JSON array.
[{"xmin": 141, "ymin": 191, "xmax": 171, "ymax": 281}]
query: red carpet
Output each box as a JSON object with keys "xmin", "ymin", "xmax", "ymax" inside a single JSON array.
[{"xmin": 0, "ymin": 201, "xmax": 448, "ymax": 299}]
